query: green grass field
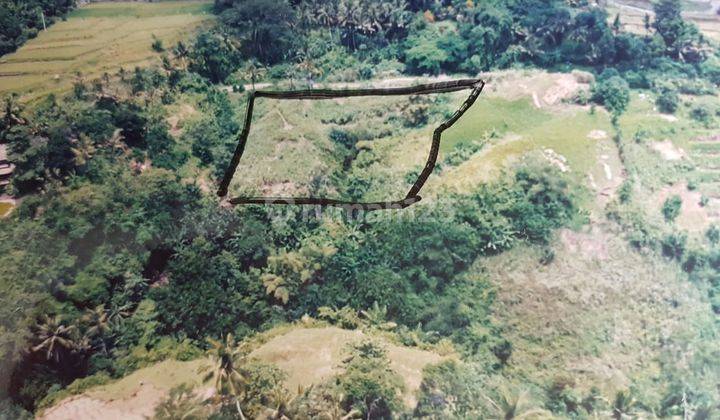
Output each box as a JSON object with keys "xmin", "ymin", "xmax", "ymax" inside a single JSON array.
[{"xmin": 0, "ymin": 1, "xmax": 213, "ymax": 99}]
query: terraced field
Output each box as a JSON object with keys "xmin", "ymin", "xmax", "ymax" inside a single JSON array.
[
  {"xmin": 608, "ymin": 0, "xmax": 720, "ymax": 40},
  {"xmin": 0, "ymin": 1, "xmax": 213, "ymax": 100}
]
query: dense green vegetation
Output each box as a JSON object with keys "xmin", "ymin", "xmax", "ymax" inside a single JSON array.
[
  {"xmin": 202, "ymin": 0, "xmax": 717, "ymax": 90},
  {"xmin": 1, "ymin": 0, "xmax": 720, "ymax": 418},
  {"xmin": 0, "ymin": 0, "xmax": 74, "ymax": 56}
]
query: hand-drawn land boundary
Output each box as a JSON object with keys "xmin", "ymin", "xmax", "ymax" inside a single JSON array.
[{"xmin": 217, "ymin": 79, "xmax": 485, "ymax": 211}]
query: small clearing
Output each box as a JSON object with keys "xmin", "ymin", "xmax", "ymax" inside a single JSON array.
[
  {"xmin": 38, "ymin": 359, "xmax": 209, "ymax": 420},
  {"xmin": 251, "ymin": 327, "xmax": 447, "ymax": 408},
  {"xmin": 480, "ymin": 69, "xmax": 590, "ymax": 107},
  {"xmin": 587, "ymin": 130, "xmax": 608, "ymax": 140},
  {"xmin": 650, "ymin": 139, "xmax": 686, "ymax": 161},
  {"xmin": 653, "ymin": 181, "xmax": 719, "ymax": 232}
]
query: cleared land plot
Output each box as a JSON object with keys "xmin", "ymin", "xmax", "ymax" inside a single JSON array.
[{"xmin": 0, "ymin": 1, "xmax": 213, "ymax": 99}]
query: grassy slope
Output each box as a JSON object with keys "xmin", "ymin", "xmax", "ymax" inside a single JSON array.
[
  {"xmin": 479, "ymin": 225, "xmax": 717, "ymax": 406},
  {"xmin": 40, "ymin": 326, "xmax": 446, "ymax": 418},
  {"xmin": 0, "ymin": 1, "xmax": 213, "ymax": 100}
]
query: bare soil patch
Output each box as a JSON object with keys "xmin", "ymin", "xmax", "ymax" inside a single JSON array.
[
  {"xmin": 653, "ymin": 182, "xmax": 717, "ymax": 231},
  {"xmin": 39, "ymin": 359, "xmax": 209, "ymax": 420},
  {"xmin": 650, "ymin": 140, "xmax": 686, "ymax": 161}
]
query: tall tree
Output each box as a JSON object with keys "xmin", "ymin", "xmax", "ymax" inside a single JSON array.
[
  {"xmin": 220, "ymin": 0, "xmax": 296, "ymax": 64},
  {"xmin": 31, "ymin": 315, "xmax": 78, "ymax": 363},
  {"xmin": 201, "ymin": 333, "xmax": 250, "ymax": 419},
  {"xmin": 653, "ymin": 0, "xmax": 684, "ymax": 50}
]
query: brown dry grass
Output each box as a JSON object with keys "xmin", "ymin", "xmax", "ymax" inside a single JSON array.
[{"xmin": 478, "ymin": 223, "xmax": 714, "ymax": 404}]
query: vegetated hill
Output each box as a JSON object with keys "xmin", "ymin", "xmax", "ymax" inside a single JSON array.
[
  {"xmin": 3, "ymin": 0, "xmax": 720, "ymax": 418},
  {"xmin": 0, "ymin": 1, "xmax": 213, "ymax": 99},
  {"xmin": 29, "ymin": 65, "xmax": 720, "ymax": 417},
  {"xmin": 38, "ymin": 325, "xmax": 447, "ymax": 419}
]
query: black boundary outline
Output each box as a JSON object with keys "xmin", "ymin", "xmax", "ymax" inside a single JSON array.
[{"xmin": 217, "ymin": 78, "xmax": 485, "ymax": 211}]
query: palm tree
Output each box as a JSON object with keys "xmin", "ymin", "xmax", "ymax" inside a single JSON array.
[
  {"xmin": 106, "ymin": 302, "xmax": 132, "ymax": 328},
  {"xmin": 173, "ymin": 41, "xmax": 190, "ymax": 70},
  {"xmin": 239, "ymin": 59, "xmax": 267, "ymax": 90},
  {"xmin": 295, "ymin": 57, "xmax": 322, "ymax": 88},
  {"xmin": 31, "ymin": 315, "xmax": 79, "ymax": 363},
  {"xmin": 154, "ymin": 384, "xmax": 209, "ymax": 420},
  {"xmin": 71, "ymin": 133, "xmax": 96, "ymax": 168},
  {"xmin": 485, "ymin": 387, "xmax": 550, "ymax": 420},
  {"xmin": 82, "ymin": 304, "xmax": 110, "ymax": 353},
  {"xmin": 200, "ymin": 333, "xmax": 250, "ymax": 419},
  {"xmin": 360, "ymin": 302, "xmax": 397, "ymax": 330}
]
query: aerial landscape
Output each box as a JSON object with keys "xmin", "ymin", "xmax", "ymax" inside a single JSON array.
[{"xmin": 0, "ymin": 0, "xmax": 719, "ymax": 418}]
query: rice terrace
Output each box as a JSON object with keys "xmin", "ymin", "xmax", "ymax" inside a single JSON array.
[{"xmin": 0, "ymin": 1, "xmax": 213, "ymax": 99}]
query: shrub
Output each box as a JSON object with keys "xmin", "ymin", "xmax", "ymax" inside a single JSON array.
[
  {"xmin": 706, "ymin": 224, "xmax": 720, "ymax": 244},
  {"xmin": 662, "ymin": 195, "xmax": 682, "ymax": 222},
  {"xmin": 415, "ymin": 360, "xmax": 486, "ymax": 417},
  {"xmin": 591, "ymin": 75, "xmax": 630, "ymax": 117},
  {"xmin": 151, "ymin": 36, "xmax": 164, "ymax": 53},
  {"xmin": 661, "ymin": 231, "xmax": 687, "ymax": 259},
  {"xmin": 618, "ymin": 180, "xmax": 633, "ymax": 203},
  {"xmin": 444, "ymin": 140, "xmax": 485, "ymax": 166},
  {"xmin": 337, "ymin": 341, "xmax": 404, "ymax": 418},
  {"xmin": 690, "ymin": 105, "xmax": 713, "ymax": 126},
  {"xmin": 655, "ymin": 84, "xmax": 680, "ymax": 114},
  {"xmin": 328, "ymin": 127, "xmax": 360, "ymax": 149}
]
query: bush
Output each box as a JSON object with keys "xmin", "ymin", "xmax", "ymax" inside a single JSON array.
[
  {"xmin": 706, "ymin": 224, "xmax": 720, "ymax": 244},
  {"xmin": 151, "ymin": 36, "xmax": 164, "ymax": 53},
  {"xmin": 415, "ymin": 360, "xmax": 486, "ymax": 417},
  {"xmin": 591, "ymin": 75, "xmax": 630, "ymax": 117},
  {"xmin": 328, "ymin": 127, "xmax": 360, "ymax": 149},
  {"xmin": 444, "ymin": 140, "xmax": 485, "ymax": 166},
  {"xmin": 690, "ymin": 105, "xmax": 713, "ymax": 126},
  {"xmin": 337, "ymin": 341, "xmax": 404, "ymax": 418},
  {"xmin": 655, "ymin": 84, "xmax": 680, "ymax": 114},
  {"xmin": 661, "ymin": 231, "xmax": 687, "ymax": 260},
  {"xmin": 662, "ymin": 195, "xmax": 682, "ymax": 222}
]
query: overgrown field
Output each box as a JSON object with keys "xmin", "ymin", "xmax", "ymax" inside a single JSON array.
[{"xmin": 0, "ymin": 1, "xmax": 213, "ymax": 99}]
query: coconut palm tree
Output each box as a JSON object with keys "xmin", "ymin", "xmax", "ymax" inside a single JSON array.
[
  {"xmin": 31, "ymin": 315, "xmax": 79, "ymax": 363},
  {"xmin": 71, "ymin": 133, "xmax": 96, "ymax": 168},
  {"xmin": 485, "ymin": 387, "xmax": 550, "ymax": 420},
  {"xmin": 200, "ymin": 333, "xmax": 250, "ymax": 419},
  {"xmin": 106, "ymin": 302, "xmax": 132, "ymax": 328},
  {"xmin": 239, "ymin": 59, "xmax": 267, "ymax": 90},
  {"xmin": 154, "ymin": 384, "xmax": 209, "ymax": 420},
  {"xmin": 82, "ymin": 304, "xmax": 110, "ymax": 353},
  {"xmin": 173, "ymin": 41, "xmax": 190, "ymax": 70}
]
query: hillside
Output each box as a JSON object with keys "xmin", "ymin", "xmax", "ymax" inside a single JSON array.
[{"xmin": 1, "ymin": 0, "xmax": 720, "ymax": 419}]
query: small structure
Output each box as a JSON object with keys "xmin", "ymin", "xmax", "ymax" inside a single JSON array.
[{"xmin": 0, "ymin": 144, "xmax": 14, "ymax": 189}]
